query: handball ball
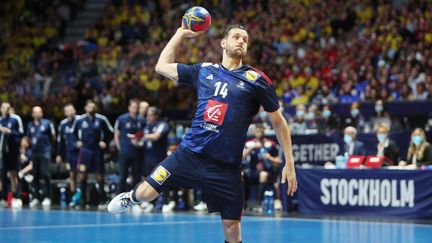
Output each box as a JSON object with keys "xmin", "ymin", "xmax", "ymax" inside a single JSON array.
[{"xmin": 182, "ymin": 6, "xmax": 211, "ymax": 32}]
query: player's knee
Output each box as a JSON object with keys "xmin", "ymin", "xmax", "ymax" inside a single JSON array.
[
  {"xmin": 135, "ymin": 181, "xmax": 159, "ymax": 202},
  {"xmin": 223, "ymin": 220, "xmax": 241, "ymax": 240}
]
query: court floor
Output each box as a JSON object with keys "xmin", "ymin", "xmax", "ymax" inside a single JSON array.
[{"xmin": 0, "ymin": 209, "xmax": 431, "ymax": 243}]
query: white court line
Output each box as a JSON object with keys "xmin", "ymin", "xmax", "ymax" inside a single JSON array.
[
  {"xmin": 3, "ymin": 210, "xmax": 432, "ymax": 230},
  {"xmin": 0, "ymin": 220, "xmax": 221, "ymax": 231},
  {"xmin": 0, "ymin": 218, "xmax": 280, "ymax": 231},
  {"xmin": 3, "ymin": 216, "xmax": 431, "ymax": 231}
]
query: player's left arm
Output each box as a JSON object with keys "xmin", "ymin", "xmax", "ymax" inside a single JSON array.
[
  {"xmin": 254, "ymin": 68, "xmax": 297, "ymax": 196},
  {"xmin": 9, "ymin": 115, "xmax": 24, "ymax": 137},
  {"xmin": 267, "ymin": 110, "xmax": 297, "ymax": 196},
  {"xmin": 155, "ymin": 27, "xmax": 203, "ymax": 82},
  {"xmin": 101, "ymin": 115, "xmax": 114, "ymax": 147},
  {"xmin": 49, "ymin": 121, "xmax": 56, "ymax": 141}
]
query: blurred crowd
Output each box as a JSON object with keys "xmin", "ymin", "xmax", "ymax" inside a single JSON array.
[
  {"xmin": 1, "ymin": 0, "xmax": 432, "ymax": 120},
  {"xmin": 0, "ymin": 0, "xmax": 85, "ymax": 118}
]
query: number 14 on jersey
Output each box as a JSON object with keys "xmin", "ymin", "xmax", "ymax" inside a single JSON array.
[{"xmin": 214, "ymin": 82, "xmax": 228, "ymax": 98}]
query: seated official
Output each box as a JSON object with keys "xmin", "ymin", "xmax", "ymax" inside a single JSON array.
[
  {"xmin": 375, "ymin": 123, "xmax": 399, "ymax": 165},
  {"xmin": 340, "ymin": 126, "xmax": 366, "ymax": 157},
  {"xmin": 399, "ymin": 128, "xmax": 432, "ymax": 168},
  {"xmin": 324, "ymin": 126, "xmax": 366, "ymax": 168}
]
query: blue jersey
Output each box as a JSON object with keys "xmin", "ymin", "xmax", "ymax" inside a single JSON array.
[
  {"xmin": 177, "ymin": 63, "xmax": 279, "ymax": 164},
  {"xmin": 0, "ymin": 114, "xmax": 24, "ymax": 153},
  {"xmin": 114, "ymin": 113, "xmax": 146, "ymax": 152},
  {"xmin": 57, "ymin": 116, "xmax": 80, "ymax": 155},
  {"xmin": 27, "ymin": 119, "xmax": 56, "ymax": 153},
  {"xmin": 73, "ymin": 114, "xmax": 114, "ymax": 150},
  {"xmin": 144, "ymin": 120, "xmax": 169, "ymax": 161}
]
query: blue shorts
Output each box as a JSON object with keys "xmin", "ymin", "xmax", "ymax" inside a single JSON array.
[
  {"xmin": 65, "ymin": 150, "xmax": 79, "ymax": 172},
  {"xmin": 143, "ymin": 156, "xmax": 165, "ymax": 177},
  {"xmin": 77, "ymin": 148, "xmax": 104, "ymax": 173},
  {"xmin": 146, "ymin": 146, "xmax": 244, "ymax": 220}
]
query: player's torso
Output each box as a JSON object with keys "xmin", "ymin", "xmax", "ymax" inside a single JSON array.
[
  {"xmin": 0, "ymin": 117, "xmax": 17, "ymax": 132},
  {"xmin": 29, "ymin": 120, "xmax": 51, "ymax": 150},
  {"xmin": 193, "ymin": 64, "xmax": 260, "ymax": 131},
  {"xmin": 79, "ymin": 116, "xmax": 103, "ymax": 146},
  {"xmin": 119, "ymin": 114, "xmax": 143, "ymax": 148},
  {"xmin": 0, "ymin": 116, "xmax": 20, "ymax": 148},
  {"xmin": 120, "ymin": 114, "xmax": 143, "ymax": 135},
  {"xmin": 144, "ymin": 120, "xmax": 168, "ymax": 154},
  {"xmin": 79, "ymin": 117, "xmax": 102, "ymax": 134},
  {"xmin": 61, "ymin": 119, "xmax": 77, "ymax": 148}
]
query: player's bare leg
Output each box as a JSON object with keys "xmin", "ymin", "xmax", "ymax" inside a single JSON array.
[
  {"xmin": 96, "ymin": 173, "xmax": 106, "ymax": 206},
  {"xmin": 107, "ymin": 181, "xmax": 159, "ymax": 213},
  {"xmin": 70, "ymin": 172, "xmax": 87, "ymax": 207},
  {"xmin": 222, "ymin": 220, "xmax": 241, "ymax": 243},
  {"xmin": 69, "ymin": 171, "xmax": 77, "ymax": 193},
  {"xmin": 8, "ymin": 171, "xmax": 22, "ymax": 208},
  {"xmin": 8, "ymin": 171, "xmax": 19, "ymax": 196}
]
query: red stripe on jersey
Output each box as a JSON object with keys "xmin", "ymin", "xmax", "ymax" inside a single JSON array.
[{"xmin": 250, "ymin": 67, "xmax": 273, "ymax": 85}]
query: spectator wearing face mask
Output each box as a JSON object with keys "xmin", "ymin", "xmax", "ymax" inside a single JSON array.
[
  {"xmin": 343, "ymin": 102, "xmax": 365, "ymax": 132},
  {"xmin": 290, "ymin": 104, "xmax": 307, "ymax": 135},
  {"xmin": 365, "ymin": 99, "xmax": 392, "ymax": 133},
  {"xmin": 375, "ymin": 123, "xmax": 399, "ymax": 165},
  {"xmin": 318, "ymin": 105, "xmax": 340, "ymax": 133},
  {"xmin": 304, "ymin": 104, "xmax": 319, "ymax": 134},
  {"xmin": 399, "ymin": 128, "xmax": 432, "ymax": 168},
  {"xmin": 340, "ymin": 126, "xmax": 366, "ymax": 157}
]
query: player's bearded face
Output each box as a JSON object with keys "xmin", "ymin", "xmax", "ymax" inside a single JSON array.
[
  {"xmin": 85, "ymin": 103, "xmax": 96, "ymax": 115},
  {"xmin": 223, "ymin": 29, "xmax": 248, "ymax": 58}
]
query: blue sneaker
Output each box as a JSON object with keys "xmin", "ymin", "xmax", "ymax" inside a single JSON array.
[{"xmin": 69, "ymin": 189, "xmax": 81, "ymax": 207}]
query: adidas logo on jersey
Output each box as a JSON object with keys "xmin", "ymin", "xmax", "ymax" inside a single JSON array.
[{"xmin": 205, "ymin": 74, "xmax": 213, "ymax": 80}]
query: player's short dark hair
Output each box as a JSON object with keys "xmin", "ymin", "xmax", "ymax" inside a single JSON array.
[
  {"xmin": 85, "ymin": 99, "xmax": 97, "ymax": 110},
  {"xmin": 86, "ymin": 99, "xmax": 95, "ymax": 106},
  {"xmin": 147, "ymin": 106, "xmax": 160, "ymax": 116},
  {"xmin": 129, "ymin": 99, "xmax": 140, "ymax": 106},
  {"xmin": 64, "ymin": 103, "xmax": 74, "ymax": 108},
  {"xmin": 223, "ymin": 24, "xmax": 247, "ymax": 38}
]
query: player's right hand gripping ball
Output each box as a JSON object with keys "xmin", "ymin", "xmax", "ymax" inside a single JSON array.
[{"xmin": 182, "ymin": 6, "xmax": 211, "ymax": 32}]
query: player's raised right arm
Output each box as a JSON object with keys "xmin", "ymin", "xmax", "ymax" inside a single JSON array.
[{"xmin": 155, "ymin": 27, "xmax": 203, "ymax": 82}]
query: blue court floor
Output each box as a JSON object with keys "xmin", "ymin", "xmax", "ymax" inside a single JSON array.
[{"xmin": 0, "ymin": 209, "xmax": 431, "ymax": 243}]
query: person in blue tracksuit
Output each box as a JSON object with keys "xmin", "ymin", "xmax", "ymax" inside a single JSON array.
[
  {"xmin": 0, "ymin": 102, "xmax": 24, "ymax": 208},
  {"xmin": 114, "ymin": 99, "xmax": 146, "ymax": 193},
  {"xmin": 56, "ymin": 103, "xmax": 81, "ymax": 204},
  {"xmin": 27, "ymin": 106, "xmax": 56, "ymax": 208},
  {"xmin": 72, "ymin": 100, "xmax": 113, "ymax": 207}
]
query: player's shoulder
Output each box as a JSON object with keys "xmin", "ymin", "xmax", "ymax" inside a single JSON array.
[
  {"xmin": 75, "ymin": 114, "xmax": 85, "ymax": 121},
  {"xmin": 73, "ymin": 115, "xmax": 86, "ymax": 125},
  {"xmin": 117, "ymin": 113, "xmax": 128, "ymax": 120},
  {"xmin": 95, "ymin": 113, "xmax": 109, "ymax": 120},
  {"xmin": 59, "ymin": 118, "xmax": 69, "ymax": 126},
  {"xmin": 10, "ymin": 114, "xmax": 22, "ymax": 122},
  {"xmin": 42, "ymin": 118, "xmax": 53, "ymax": 124},
  {"xmin": 157, "ymin": 120, "xmax": 169, "ymax": 127},
  {"xmin": 200, "ymin": 62, "xmax": 220, "ymax": 69},
  {"xmin": 244, "ymin": 66, "xmax": 273, "ymax": 86},
  {"xmin": 96, "ymin": 113, "xmax": 112, "ymax": 124}
]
